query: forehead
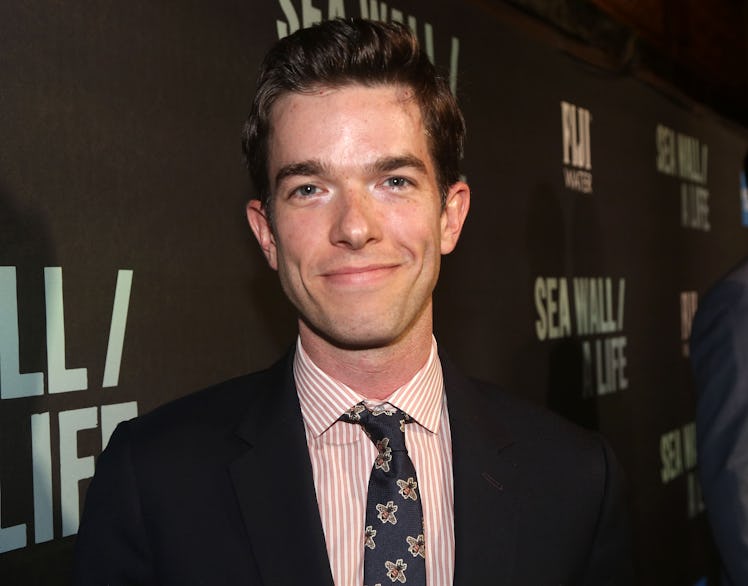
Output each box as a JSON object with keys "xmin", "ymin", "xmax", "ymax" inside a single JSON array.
[
  {"xmin": 271, "ymin": 82, "xmax": 419, "ymax": 122},
  {"xmin": 266, "ymin": 84, "xmax": 431, "ymax": 176}
]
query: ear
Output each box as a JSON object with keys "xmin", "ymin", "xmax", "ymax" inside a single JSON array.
[
  {"xmin": 246, "ymin": 199, "xmax": 278, "ymax": 270},
  {"xmin": 440, "ymin": 181, "xmax": 470, "ymax": 255}
]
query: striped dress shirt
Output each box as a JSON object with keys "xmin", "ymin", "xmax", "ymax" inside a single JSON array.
[{"xmin": 294, "ymin": 337, "xmax": 455, "ymax": 585}]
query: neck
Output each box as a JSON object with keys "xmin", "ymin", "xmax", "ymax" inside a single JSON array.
[{"xmin": 298, "ymin": 320, "xmax": 434, "ymax": 401}]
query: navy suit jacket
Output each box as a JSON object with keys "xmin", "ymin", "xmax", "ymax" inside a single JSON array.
[
  {"xmin": 74, "ymin": 350, "xmax": 632, "ymax": 585},
  {"xmin": 691, "ymin": 258, "xmax": 748, "ymax": 586}
]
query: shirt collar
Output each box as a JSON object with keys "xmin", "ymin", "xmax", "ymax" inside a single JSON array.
[{"xmin": 294, "ymin": 337, "xmax": 444, "ymax": 439}]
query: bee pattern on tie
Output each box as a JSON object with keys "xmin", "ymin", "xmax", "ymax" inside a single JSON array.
[{"xmin": 341, "ymin": 404, "xmax": 426, "ymax": 585}]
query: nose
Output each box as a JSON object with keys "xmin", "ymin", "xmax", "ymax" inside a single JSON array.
[{"xmin": 329, "ymin": 188, "xmax": 382, "ymax": 249}]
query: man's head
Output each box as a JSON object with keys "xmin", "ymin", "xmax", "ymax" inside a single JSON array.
[
  {"xmin": 244, "ymin": 18, "xmax": 470, "ymax": 358},
  {"xmin": 242, "ymin": 18, "xmax": 465, "ymax": 215}
]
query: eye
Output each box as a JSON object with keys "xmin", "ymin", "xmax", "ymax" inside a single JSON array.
[
  {"xmin": 384, "ymin": 176, "xmax": 412, "ymax": 189},
  {"xmin": 292, "ymin": 184, "xmax": 320, "ymax": 197}
]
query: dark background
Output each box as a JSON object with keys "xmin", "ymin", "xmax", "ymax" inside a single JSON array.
[{"xmin": 1, "ymin": 1, "xmax": 746, "ymax": 584}]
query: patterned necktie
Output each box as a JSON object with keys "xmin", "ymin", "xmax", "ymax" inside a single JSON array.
[{"xmin": 341, "ymin": 402, "xmax": 426, "ymax": 586}]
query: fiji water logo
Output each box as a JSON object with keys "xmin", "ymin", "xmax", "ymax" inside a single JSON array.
[{"xmin": 561, "ymin": 101, "xmax": 593, "ymax": 194}]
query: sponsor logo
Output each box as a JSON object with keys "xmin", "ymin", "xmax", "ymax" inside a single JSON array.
[
  {"xmin": 741, "ymin": 169, "xmax": 748, "ymax": 227},
  {"xmin": 656, "ymin": 124, "xmax": 710, "ymax": 231},
  {"xmin": 680, "ymin": 291, "xmax": 698, "ymax": 357},
  {"xmin": 660, "ymin": 422, "xmax": 704, "ymax": 519},
  {"xmin": 561, "ymin": 101, "xmax": 593, "ymax": 194},
  {"xmin": 0, "ymin": 267, "xmax": 136, "ymax": 551},
  {"xmin": 534, "ymin": 276, "xmax": 627, "ymax": 396},
  {"xmin": 274, "ymin": 0, "xmax": 460, "ymax": 94}
]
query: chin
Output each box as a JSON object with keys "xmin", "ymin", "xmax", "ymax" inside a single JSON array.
[
  {"xmin": 329, "ymin": 329, "xmax": 399, "ymax": 351},
  {"xmin": 308, "ymin": 318, "xmax": 402, "ymax": 351}
]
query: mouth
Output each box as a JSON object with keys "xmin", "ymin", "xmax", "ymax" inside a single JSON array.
[{"xmin": 320, "ymin": 263, "xmax": 400, "ymax": 286}]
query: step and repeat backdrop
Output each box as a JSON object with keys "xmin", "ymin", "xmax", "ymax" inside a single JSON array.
[{"xmin": 1, "ymin": 1, "xmax": 747, "ymax": 584}]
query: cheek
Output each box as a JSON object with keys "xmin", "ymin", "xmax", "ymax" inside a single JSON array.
[
  {"xmin": 390, "ymin": 209, "xmax": 443, "ymax": 253},
  {"xmin": 274, "ymin": 220, "xmax": 321, "ymax": 272}
]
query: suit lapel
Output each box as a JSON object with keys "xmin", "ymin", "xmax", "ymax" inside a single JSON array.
[
  {"xmin": 229, "ymin": 352, "xmax": 334, "ymax": 586},
  {"xmin": 443, "ymin": 356, "xmax": 519, "ymax": 585}
]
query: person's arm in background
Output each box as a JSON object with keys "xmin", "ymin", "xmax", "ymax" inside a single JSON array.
[{"xmin": 691, "ymin": 263, "xmax": 748, "ymax": 586}]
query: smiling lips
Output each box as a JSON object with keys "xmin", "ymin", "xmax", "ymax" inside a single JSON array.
[{"xmin": 320, "ymin": 263, "xmax": 401, "ymax": 286}]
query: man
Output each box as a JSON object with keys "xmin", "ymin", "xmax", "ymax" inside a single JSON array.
[
  {"xmin": 691, "ymin": 257, "xmax": 748, "ymax": 586},
  {"xmin": 75, "ymin": 18, "xmax": 631, "ymax": 585}
]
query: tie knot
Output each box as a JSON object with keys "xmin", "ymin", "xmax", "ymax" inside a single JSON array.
[{"xmin": 340, "ymin": 402, "xmax": 412, "ymax": 451}]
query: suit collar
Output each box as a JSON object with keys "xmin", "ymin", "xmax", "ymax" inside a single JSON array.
[
  {"xmin": 229, "ymin": 350, "xmax": 334, "ymax": 586},
  {"xmin": 441, "ymin": 354, "xmax": 513, "ymax": 451}
]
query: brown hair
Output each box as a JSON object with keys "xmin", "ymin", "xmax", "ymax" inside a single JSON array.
[{"xmin": 242, "ymin": 18, "xmax": 465, "ymax": 216}]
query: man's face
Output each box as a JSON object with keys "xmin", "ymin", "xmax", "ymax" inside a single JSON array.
[{"xmin": 248, "ymin": 84, "xmax": 469, "ymax": 351}]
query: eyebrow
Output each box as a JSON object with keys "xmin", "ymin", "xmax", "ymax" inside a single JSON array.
[
  {"xmin": 274, "ymin": 160, "xmax": 329, "ymax": 187},
  {"xmin": 367, "ymin": 154, "xmax": 428, "ymax": 175},
  {"xmin": 273, "ymin": 154, "xmax": 429, "ymax": 188}
]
